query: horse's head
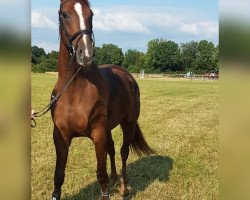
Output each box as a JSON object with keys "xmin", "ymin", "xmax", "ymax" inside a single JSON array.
[{"xmin": 59, "ymin": 0, "xmax": 94, "ymax": 67}]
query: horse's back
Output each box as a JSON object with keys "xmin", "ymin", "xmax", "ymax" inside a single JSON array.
[
  {"xmin": 98, "ymin": 64, "xmax": 140, "ymax": 129},
  {"xmin": 99, "ymin": 64, "xmax": 136, "ymax": 82},
  {"xmin": 98, "ymin": 64, "xmax": 139, "ymax": 93}
]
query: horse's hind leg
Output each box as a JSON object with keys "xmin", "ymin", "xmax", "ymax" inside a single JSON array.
[
  {"xmin": 107, "ymin": 131, "xmax": 118, "ymax": 184},
  {"xmin": 52, "ymin": 126, "xmax": 70, "ymax": 200},
  {"xmin": 120, "ymin": 120, "xmax": 136, "ymax": 197}
]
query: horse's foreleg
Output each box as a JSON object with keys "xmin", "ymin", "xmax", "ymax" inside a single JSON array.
[
  {"xmin": 92, "ymin": 127, "xmax": 109, "ymax": 200},
  {"xmin": 52, "ymin": 126, "xmax": 70, "ymax": 200},
  {"xmin": 107, "ymin": 131, "xmax": 118, "ymax": 185}
]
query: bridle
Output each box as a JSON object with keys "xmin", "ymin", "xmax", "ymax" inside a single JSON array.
[{"xmin": 58, "ymin": 0, "xmax": 95, "ymax": 59}]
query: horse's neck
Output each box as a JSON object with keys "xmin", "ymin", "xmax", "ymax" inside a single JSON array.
[
  {"xmin": 57, "ymin": 43, "xmax": 73, "ymax": 78},
  {"xmin": 56, "ymin": 42, "xmax": 104, "ymax": 96},
  {"xmin": 57, "ymin": 42, "xmax": 98, "ymax": 79},
  {"xmin": 56, "ymin": 42, "xmax": 108, "ymax": 104}
]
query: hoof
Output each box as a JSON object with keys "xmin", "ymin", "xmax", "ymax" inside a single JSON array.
[
  {"xmin": 120, "ymin": 187, "xmax": 129, "ymax": 198},
  {"xmin": 52, "ymin": 194, "xmax": 60, "ymax": 200}
]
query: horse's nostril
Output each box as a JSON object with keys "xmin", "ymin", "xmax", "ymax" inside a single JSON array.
[{"xmin": 79, "ymin": 49, "xmax": 83, "ymax": 54}]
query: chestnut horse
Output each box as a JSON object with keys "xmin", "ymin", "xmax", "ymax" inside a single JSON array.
[{"xmin": 51, "ymin": 0, "xmax": 154, "ymax": 199}]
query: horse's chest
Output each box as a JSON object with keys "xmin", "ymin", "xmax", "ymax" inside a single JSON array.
[{"xmin": 53, "ymin": 90, "xmax": 100, "ymax": 137}]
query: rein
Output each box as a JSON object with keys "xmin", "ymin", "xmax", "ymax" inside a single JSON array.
[{"xmin": 31, "ymin": 65, "xmax": 82, "ymax": 128}]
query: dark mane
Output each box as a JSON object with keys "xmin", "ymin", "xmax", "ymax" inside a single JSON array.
[
  {"xmin": 60, "ymin": 0, "xmax": 91, "ymax": 8},
  {"xmin": 82, "ymin": 0, "xmax": 91, "ymax": 8}
]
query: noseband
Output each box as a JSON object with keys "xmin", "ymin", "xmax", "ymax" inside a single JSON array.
[{"xmin": 59, "ymin": 0, "xmax": 95, "ymax": 58}]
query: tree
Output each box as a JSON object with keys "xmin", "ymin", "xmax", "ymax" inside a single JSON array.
[
  {"xmin": 94, "ymin": 47, "xmax": 101, "ymax": 65},
  {"xmin": 195, "ymin": 40, "xmax": 216, "ymax": 73},
  {"xmin": 31, "ymin": 39, "xmax": 219, "ymax": 74},
  {"xmin": 127, "ymin": 65, "xmax": 140, "ymax": 73},
  {"xmin": 34, "ymin": 57, "xmax": 57, "ymax": 72},
  {"xmin": 32, "ymin": 64, "xmax": 45, "ymax": 73},
  {"xmin": 32, "ymin": 46, "xmax": 46, "ymax": 65},
  {"xmin": 180, "ymin": 41, "xmax": 199, "ymax": 72},
  {"xmin": 212, "ymin": 44, "xmax": 219, "ymax": 73},
  {"xmin": 47, "ymin": 51, "xmax": 59, "ymax": 60},
  {"xmin": 31, "ymin": 47, "xmax": 59, "ymax": 73},
  {"xmin": 94, "ymin": 44, "xmax": 124, "ymax": 66},
  {"xmin": 144, "ymin": 39, "xmax": 181, "ymax": 73},
  {"xmin": 123, "ymin": 49, "xmax": 145, "ymax": 71}
]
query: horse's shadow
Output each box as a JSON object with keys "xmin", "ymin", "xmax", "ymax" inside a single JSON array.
[{"xmin": 63, "ymin": 155, "xmax": 173, "ymax": 200}]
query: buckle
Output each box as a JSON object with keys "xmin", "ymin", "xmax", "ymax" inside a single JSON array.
[{"xmin": 68, "ymin": 45, "xmax": 75, "ymax": 57}]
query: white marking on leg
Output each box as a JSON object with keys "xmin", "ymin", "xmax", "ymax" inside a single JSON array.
[{"xmin": 74, "ymin": 3, "xmax": 90, "ymax": 58}]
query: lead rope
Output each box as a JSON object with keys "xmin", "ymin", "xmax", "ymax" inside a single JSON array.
[{"xmin": 31, "ymin": 65, "xmax": 82, "ymax": 128}]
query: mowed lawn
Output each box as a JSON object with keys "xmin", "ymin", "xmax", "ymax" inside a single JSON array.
[{"xmin": 32, "ymin": 73, "xmax": 218, "ymax": 200}]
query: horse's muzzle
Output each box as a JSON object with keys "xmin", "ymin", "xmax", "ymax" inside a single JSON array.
[{"xmin": 76, "ymin": 47, "xmax": 93, "ymax": 66}]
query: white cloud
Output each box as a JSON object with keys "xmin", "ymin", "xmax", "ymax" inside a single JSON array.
[
  {"xmin": 31, "ymin": 6, "xmax": 218, "ymax": 39},
  {"xmin": 92, "ymin": 7, "xmax": 218, "ymax": 38},
  {"xmin": 32, "ymin": 11, "xmax": 57, "ymax": 30},
  {"xmin": 180, "ymin": 21, "xmax": 218, "ymax": 38},
  {"xmin": 93, "ymin": 8, "xmax": 150, "ymax": 34}
]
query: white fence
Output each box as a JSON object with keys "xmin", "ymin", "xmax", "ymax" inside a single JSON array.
[
  {"xmin": 131, "ymin": 73, "xmax": 219, "ymax": 80},
  {"xmin": 45, "ymin": 71, "xmax": 219, "ymax": 80}
]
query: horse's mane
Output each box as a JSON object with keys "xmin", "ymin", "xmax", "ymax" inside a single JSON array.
[
  {"xmin": 61, "ymin": 0, "xmax": 91, "ymax": 8},
  {"xmin": 82, "ymin": 0, "xmax": 91, "ymax": 7}
]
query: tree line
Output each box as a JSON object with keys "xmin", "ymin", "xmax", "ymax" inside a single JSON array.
[{"xmin": 32, "ymin": 39, "xmax": 219, "ymax": 74}]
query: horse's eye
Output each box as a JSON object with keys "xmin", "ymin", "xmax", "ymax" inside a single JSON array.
[{"xmin": 62, "ymin": 12, "xmax": 69, "ymax": 19}]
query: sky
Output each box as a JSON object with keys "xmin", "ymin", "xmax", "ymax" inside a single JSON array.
[{"xmin": 32, "ymin": 0, "xmax": 219, "ymax": 53}]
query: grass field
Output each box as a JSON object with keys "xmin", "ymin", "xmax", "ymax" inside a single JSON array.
[{"xmin": 31, "ymin": 73, "xmax": 218, "ymax": 200}]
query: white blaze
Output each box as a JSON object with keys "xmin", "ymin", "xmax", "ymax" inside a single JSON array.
[
  {"xmin": 74, "ymin": 2, "xmax": 90, "ymax": 58},
  {"xmin": 74, "ymin": 3, "xmax": 85, "ymax": 29}
]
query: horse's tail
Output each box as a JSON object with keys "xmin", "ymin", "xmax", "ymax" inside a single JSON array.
[{"xmin": 130, "ymin": 123, "xmax": 156, "ymax": 156}]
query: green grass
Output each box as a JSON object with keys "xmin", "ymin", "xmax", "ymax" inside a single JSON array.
[{"xmin": 32, "ymin": 74, "xmax": 218, "ymax": 200}]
